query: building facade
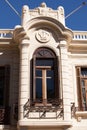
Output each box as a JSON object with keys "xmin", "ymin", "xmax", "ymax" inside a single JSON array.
[{"xmin": 0, "ymin": 2, "xmax": 87, "ymax": 130}]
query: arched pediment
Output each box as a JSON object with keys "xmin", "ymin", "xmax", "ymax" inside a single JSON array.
[{"xmin": 24, "ymin": 16, "xmax": 73, "ymax": 43}]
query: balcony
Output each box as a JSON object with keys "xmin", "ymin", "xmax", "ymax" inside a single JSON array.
[
  {"xmin": 17, "ymin": 99, "xmax": 73, "ymax": 128},
  {"xmin": 0, "ymin": 107, "xmax": 10, "ymax": 125},
  {"xmin": 23, "ymin": 99, "xmax": 63, "ymax": 119},
  {"xmin": 0, "ymin": 30, "xmax": 13, "ymax": 39},
  {"xmin": 73, "ymin": 31, "xmax": 87, "ymax": 40}
]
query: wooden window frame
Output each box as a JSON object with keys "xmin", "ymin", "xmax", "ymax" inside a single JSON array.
[
  {"xmin": 32, "ymin": 48, "xmax": 59, "ymax": 106},
  {"xmin": 76, "ymin": 66, "xmax": 87, "ymax": 111}
]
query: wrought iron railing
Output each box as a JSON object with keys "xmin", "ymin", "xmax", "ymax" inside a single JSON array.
[
  {"xmin": 71, "ymin": 103, "xmax": 76, "ymax": 118},
  {"xmin": 0, "ymin": 107, "xmax": 10, "ymax": 124},
  {"xmin": 71, "ymin": 103, "xmax": 87, "ymax": 118},
  {"xmin": 23, "ymin": 99, "xmax": 63, "ymax": 119}
]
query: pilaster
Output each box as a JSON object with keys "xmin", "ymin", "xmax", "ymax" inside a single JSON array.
[
  {"xmin": 22, "ymin": 5, "xmax": 30, "ymax": 27},
  {"xmin": 59, "ymin": 40, "xmax": 71, "ymax": 121},
  {"xmin": 19, "ymin": 39, "xmax": 30, "ymax": 120},
  {"xmin": 13, "ymin": 26, "xmax": 30, "ymax": 120}
]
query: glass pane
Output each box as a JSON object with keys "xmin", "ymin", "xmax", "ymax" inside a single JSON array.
[
  {"xmin": 36, "ymin": 69, "xmax": 42, "ymax": 77},
  {"xmin": 81, "ymin": 80, "xmax": 85, "ymax": 88},
  {"xmin": 47, "ymin": 79, "xmax": 55, "ymax": 99},
  {"xmin": 36, "ymin": 59, "xmax": 54, "ymax": 66},
  {"xmin": 35, "ymin": 48, "xmax": 56, "ymax": 58},
  {"xmin": 81, "ymin": 68, "xmax": 87, "ymax": 77},
  {"xmin": 81, "ymin": 79, "xmax": 87, "ymax": 110},
  {"xmin": 47, "ymin": 70, "xmax": 55, "ymax": 99},
  {"xmin": 47, "ymin": 70, "xmax": 54, "ymax": 77},
  {"xmin": 36, "ymin": 79, "xmax": 42, "ymax": 99}
]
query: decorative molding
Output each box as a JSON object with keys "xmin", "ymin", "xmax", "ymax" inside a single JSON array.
[
  {"xmin": 75, "ymin": 111, "xmax": 87, "ymax": 121},
  {"xmin": 13, "ymin": 25, "xmax": 29, "ymax": 43}
]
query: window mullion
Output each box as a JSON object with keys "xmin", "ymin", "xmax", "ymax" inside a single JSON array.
[{"xmin": 42, "ymin": 69, "xmax": 47, "ymax": 104}]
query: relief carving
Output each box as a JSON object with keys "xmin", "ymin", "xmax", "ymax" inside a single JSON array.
[{"xmin": 35, "ymin": 29, "xmax": 51, "ymax": 43}]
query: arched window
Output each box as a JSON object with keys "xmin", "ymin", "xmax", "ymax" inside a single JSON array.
[{"xmin": 32, "ymin": 47, "xmax": 59, "ymax": 105}]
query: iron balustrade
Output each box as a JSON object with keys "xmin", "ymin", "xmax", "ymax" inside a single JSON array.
[
  {"xmin": 71, "ymin": 103, "xmax": 76, "ymax": 118},
  {"xmin": 23, "ymin": 99, "xmax": 63, "ymax": 119},
  {"xmin": 71, "ymin": 102, "xmax": 87, "ymax": 118}
]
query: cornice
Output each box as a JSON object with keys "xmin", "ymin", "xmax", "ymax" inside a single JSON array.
[
  {"xmin": 24, "ymin": 16, "xmax": 73, "ymax": 43},
  {"xmin": 13, "ymin": 25, "xmax": 29, "ymax": 44}
]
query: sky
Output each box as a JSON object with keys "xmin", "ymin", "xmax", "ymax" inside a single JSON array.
[{"xmin": 0, "ymin": 0, "xmax": 87, "ymax": 31}]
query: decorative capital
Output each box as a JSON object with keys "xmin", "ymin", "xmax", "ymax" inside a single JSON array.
[{"xmin": 59, "ymin": 40, "xmax": 67, "ymax": 48}]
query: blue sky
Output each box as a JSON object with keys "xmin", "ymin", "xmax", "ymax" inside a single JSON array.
[{"xmin": 0, "ymin": 0, "xmax": 87, "ymax": 31}]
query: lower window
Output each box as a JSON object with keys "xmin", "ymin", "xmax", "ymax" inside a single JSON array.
[
  {"xmin": 0, "ymin": 65, "xmax": 10, "ymax": 124},
  {"xmin": 76, "ymin": 67, "xmax": 87, "ymax": 111}
]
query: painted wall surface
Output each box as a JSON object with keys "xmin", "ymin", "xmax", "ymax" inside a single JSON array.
[{"xmin": 0, "ymin": 2, "xmax": 87, "ymax": 130}]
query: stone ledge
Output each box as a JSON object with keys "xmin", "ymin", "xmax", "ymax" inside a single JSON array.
[
  {"xmin": 18, "ymin": 120, "xmax": 72, "ymax": 128},
  {"xmin": 75, "ymin": 111, "xmax": 87, "ymax": 118}
]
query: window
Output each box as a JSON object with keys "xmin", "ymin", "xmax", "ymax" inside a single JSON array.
[
  {"xmin": 76, "ymin": 67, "xmax": 87, "ymax": 111},
  {"xmin": 0, "ymin": 65, "xmax": 10, "ymax": 124},
  {"xmin": 0, "ymin": 66, "xmax": 10, "ymax": 107},
  {"xmin": 32, "ymin": 48, "xmax": 59, "ymax": 106}
]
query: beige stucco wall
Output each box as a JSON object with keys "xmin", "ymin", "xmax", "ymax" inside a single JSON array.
[
  {"xmin": 0, "ymin": 43, "xmax": 19, "ymax": 125},
  {"xmin": 0, "ymin": 3, "xmax": 87, "ymax": 130}
]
